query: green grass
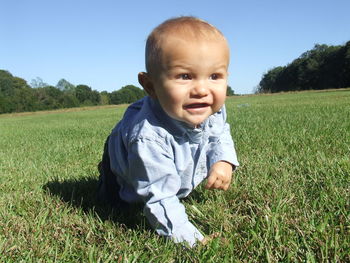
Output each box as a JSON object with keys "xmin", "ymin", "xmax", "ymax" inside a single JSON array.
[{"xmin": 1, "ymin": 89, "xmax": 349, "ymax": 262}]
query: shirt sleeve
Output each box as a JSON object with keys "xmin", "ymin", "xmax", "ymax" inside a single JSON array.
[
  {"xmin": 127, "ymin": 137, "xmax": 204, "ymax": 247},
  {"xmin": 208, "ymin": 105, "xmax": 239, "ymax": 168}
]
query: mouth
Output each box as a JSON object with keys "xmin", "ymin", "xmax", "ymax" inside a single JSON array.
[{"xmin": 184, "ymin": 103, "xmax": 210, "ymax": 109}]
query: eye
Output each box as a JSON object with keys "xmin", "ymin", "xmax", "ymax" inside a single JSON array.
[
  {"xmin": 177, "ymin": 73, "xmax": 192, "ymax": 80},
  {"xmin": 210, "ymin": 73, "xmax": 220, "ymax": 80}
]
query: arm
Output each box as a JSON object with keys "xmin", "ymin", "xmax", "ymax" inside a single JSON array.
[
  {"xmin": 206, "ymin": 105, "xmax": 239, "ymax": 190},
  {"xmin": 127, "ymin": 138, "xmax": 204, "ymax": 246}
]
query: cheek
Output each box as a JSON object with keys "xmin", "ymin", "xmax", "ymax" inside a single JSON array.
[
  {"xmin": 213, "ymin": 87, "xmax": 227, "ymax": 104},
  {"xmin": 161, "ymin": 86, "xmax": 186, "ymax": 105},
  {"xmin": 156, "ymin": 89, "xmax": 184, "ymax": 115}
]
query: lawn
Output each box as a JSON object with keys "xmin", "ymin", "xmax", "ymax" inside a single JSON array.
[{"xmin": 0, "ymin": 89, "xmax": 349, "ymax": 262}]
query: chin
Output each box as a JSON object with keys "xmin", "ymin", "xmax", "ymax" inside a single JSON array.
[{"xmin": 187, "ymin": 119, "xmax": 206, "ymax": 127}]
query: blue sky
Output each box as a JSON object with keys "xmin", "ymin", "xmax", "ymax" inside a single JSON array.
[{"xmin": 1, "ymin": 0, "xmax": 349, "ymax": 94}]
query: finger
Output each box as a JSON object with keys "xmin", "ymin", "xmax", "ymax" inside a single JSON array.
[
  {"xmin": 222, "ymin": 182, "xmax": 230, "ymax": 191},
  {"xmin": 211, "ymin": 232, "xmax": 220, "ymax": 238},
  {"xmin": 206, "ymin": 180, "xmax": 220, "ymax": 190},
  {"xmin": 222, "ymin": 174, "xmax": 232, "ymax": 185},
  {"xmin": 213, "ymin": 179, "xmax": 223, "ymax": 189},
  {"xmin": 200, "ymin": 236, "xmax": 210, "ymax": 245},
  {"xmin": 205, "ymin": 174, "xmax": 217, "ymax": 189}
]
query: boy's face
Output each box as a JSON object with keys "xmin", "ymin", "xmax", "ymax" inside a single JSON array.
[{"xmin": 141, "ymin": 36, "xmax": 229, "ymax": 127}]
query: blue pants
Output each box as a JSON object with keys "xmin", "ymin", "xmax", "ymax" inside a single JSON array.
[{"xmin": 97, "ymin": 136, "xmax": 127, "ymax": 208}]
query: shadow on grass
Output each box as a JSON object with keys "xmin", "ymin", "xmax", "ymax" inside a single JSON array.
[
  {"xmin": 43, "ymin": 176, "xmax": 145, "ymax": 230},
  {"xmin": 43, "ymin": 175, "xmax": 212, "ymax": 234}
]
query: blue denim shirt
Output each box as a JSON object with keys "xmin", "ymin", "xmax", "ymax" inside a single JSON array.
[{"xmin": 108, "ymin": 96, "xmax": 239, "ymax": 246}]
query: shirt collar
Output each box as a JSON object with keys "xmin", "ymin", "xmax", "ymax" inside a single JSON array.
[{"xmin": 148, "ymin": 97, "xmax": 207, "ymax": 142}]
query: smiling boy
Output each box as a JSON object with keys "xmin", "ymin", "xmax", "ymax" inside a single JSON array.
[{"xmin": 98, "ymin": 16, "xmax": 239, "ymax": 247}]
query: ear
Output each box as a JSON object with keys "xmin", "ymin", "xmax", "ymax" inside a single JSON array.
[{"xmin": 138, "ymin": 72, "xmax": 157, "ymax": 99}]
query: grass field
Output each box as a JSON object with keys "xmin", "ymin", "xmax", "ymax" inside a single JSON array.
[{"xmin": 0, "ymin": 89, "xmax": 349, "ymax": 262}]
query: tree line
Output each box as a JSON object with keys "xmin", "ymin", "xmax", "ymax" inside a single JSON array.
[
  {"xmin": 257, "ymin": 41, "xmax": 350, "ymax": 93},
  {"xmin": 0, "ymin": 70, "xmax": 147, "ymax": 114},
  {"xmin": 0, "ymin": 70, "xmax": 236, "ymax": 114}
]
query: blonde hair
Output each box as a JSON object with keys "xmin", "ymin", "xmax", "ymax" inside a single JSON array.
[{"xmin": 145, "ymin": 16, "xmax": 228, "ymax": 76}]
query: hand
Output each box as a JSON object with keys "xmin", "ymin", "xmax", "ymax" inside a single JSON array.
[
  {"xmin": 200, "ymin": 232, "xmax": 231, "ymax": 246},
  {"xmin": 200, "ymin": 232, "xmax": 220, "ymax": 245},
  {"xmin": 205, "ymin": 161, "xmax": 233, "ymax": 191}
]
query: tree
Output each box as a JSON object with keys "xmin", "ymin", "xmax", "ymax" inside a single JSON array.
[
  {"xmin": 61, "ymin": 93, "xmax": 80, "ymax": 108},
  {"xmin": 258, "ymin": 66, "xmax": 284, "ymax": 93},
  {"xmin": 56, "ymin": 79, "xmax": 75, "ymax": 92},
  {"xmin": 109, "ymin": 85, "xmax": 146, "ymax": 105},
  {"xmin": 34, "ymin": 86, "xmax": 64, "ymax": 110},
  {"xmin": 75, "ymin": 85, "xmax": 92, "ymax": 104},
  {"xmin": 343, "ymin": 41, "xmax": 350, "ymax": 87},
  {"xmin": 90, "ymin": 90, "xmax": 101, "ymax": 105},
  {"xmin": 0, "ymin": 70, "xmax": 35, "ymax": 113},
  {"xmin": 226, "ymin": 85, "xmax": 235, "ymax": 96},
  {"xmin": 0, "ymin": 90, "xmax": 13, "ymax": 113},
  {"xmin": 30, "ymin": 77, "xmax": 48, "ymax": 88},
  {"xmin": 100, "ymin": 91, "xmax": 110, "ymax": 105},
  {"xmin": 257, "ymin": 42, "xmax": 349, "ymax": 93},
  {"xmin": 12, "ymin": 85, "xmax": 37, "ymax": 112},
  {"xmin": 75, "ymin": 84, "xmax": 101, "ymax": 105},
  {"xmin": 0, "ymin": 70, "xmax": 29, "ymax": 95},
  {"xmin": 0, "ymin": 70, "xmax": 16, "ymax": 97}
]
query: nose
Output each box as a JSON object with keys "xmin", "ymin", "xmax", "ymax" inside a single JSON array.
[{"xmin": 191, "ymin": 80, "xmax": 209, "ymax": 97}]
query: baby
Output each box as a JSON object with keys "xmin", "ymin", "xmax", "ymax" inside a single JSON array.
[{"xmin": 98, "ymin": 16, "xmax": 239, "ymax": 247}]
